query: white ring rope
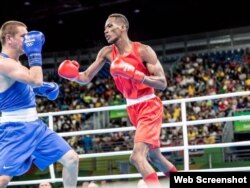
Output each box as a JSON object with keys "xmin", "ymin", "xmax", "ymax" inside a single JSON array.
[{"xmin": 57, "ymin": 115, "xmax": 250, "ymax": 137}]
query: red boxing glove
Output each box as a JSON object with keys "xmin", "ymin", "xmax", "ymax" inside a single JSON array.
[
  {"xmin": 110, "ymin": 58, "xmax": 145, "ymax": 82},
  {"xmin": 58, "ymin": 60, "xmax": 80, "ymax": 81}
]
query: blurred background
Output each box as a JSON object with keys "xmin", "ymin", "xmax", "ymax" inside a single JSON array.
[{"xmin": 1, "ymin": 0, "xmax": 250, "ymax": 51}]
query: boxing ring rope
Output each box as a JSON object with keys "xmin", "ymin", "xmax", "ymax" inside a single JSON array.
[{"xmin": 6, "ymin": 91, "xmax": 250, "ymax": 186}]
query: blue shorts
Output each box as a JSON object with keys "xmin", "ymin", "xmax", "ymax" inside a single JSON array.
[{"xmin": 0, "ymin": 119, "xmax": 71, "ymax": 176}]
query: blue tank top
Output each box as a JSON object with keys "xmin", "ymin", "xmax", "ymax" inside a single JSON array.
[
  {"xmin": 0, "ymin": 52, "xmax": 36, "ymax": 112},
  {"xmin": 0, "ymin": 81, "xmax": 36, "ymax": 112}
]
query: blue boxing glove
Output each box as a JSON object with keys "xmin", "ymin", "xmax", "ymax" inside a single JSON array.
[
  {"xmin": 33, "ymin": 82, "xmax": 59, "ymax": 101},
  {"xmin": 23, "ymin": 31, "xmax": 45, "ymax": 67}
]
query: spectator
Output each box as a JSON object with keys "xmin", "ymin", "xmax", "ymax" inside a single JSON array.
[
  {"xmin": 82, "ymin": 135, "xmax": 93, "ymax": 153},
  {"xmin": 39, "ymin": 182, "xmax": 52, "ymax": 188},
  {"xmin": 88, "ymin": 181, "xmax": 99, "ymax": 188},
  {"xmin": 82, "ymin": 181, "xmax": 90, "ymax": 188}
]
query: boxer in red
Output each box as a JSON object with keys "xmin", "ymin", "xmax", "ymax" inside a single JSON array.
[{"xmin": 58, "ymin": 13, "xmax": 177, "ymax": 188}]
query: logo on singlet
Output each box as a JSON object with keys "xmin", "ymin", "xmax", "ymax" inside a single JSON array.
[{"xmin": 3, "ymin": 165, "xmax": 15, "ymax": 169}]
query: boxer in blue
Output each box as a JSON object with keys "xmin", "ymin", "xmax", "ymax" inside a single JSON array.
[{"xmin": 0, "ymin": 21, "xmax": 79, "ymax": 188}]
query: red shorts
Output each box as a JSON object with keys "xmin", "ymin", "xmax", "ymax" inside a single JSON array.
[{"xmin": 126, "ymin": 96, "xmax": 163, "ymax": 148}]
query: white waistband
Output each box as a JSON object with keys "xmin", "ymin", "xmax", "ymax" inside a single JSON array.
[
  {"xmin": 1, "ymin": 107, "xmax": 38, "ymax": 123},
  {"xmin": 126, "ymin": 94, "xmax": 156, "ymax": 106}
]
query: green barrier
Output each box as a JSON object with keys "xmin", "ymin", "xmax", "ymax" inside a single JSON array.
[
  {"xmin": 110, "ymin": 109, "xmax": 127, "ymax": 119},
  {"xmin": 109, "ymin": 100, "xmax": 127, "ymax": 119},
  {"xmin": 233, "ymin": 110, "xmax": 250, "ymax": 133}
]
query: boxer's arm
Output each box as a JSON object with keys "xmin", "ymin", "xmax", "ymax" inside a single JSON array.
[
  {"xmin": 0, "ymin": 58, "xmax": 43, "ymax": 87},
  {"xmin": 139, "ymin": 44, "xmax": 167, "ymax": 90},
  {"xmin": 58, "ymin": 46, "xmax": 111, "ymax": 84}
]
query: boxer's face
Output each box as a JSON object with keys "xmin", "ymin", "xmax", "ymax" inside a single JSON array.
[
  {"xmin": 8, "ymin": 26, "xmax": 27, "ymax": 56},
  {"xmin": 104, "ymin": 17, "xmax": 123, "ymax": 44}
]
